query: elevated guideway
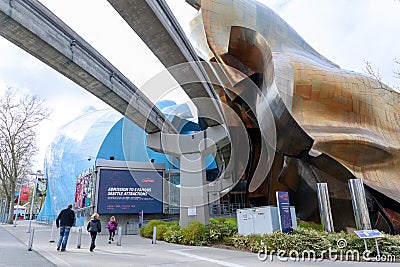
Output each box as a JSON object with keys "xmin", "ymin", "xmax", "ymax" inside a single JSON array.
[
  {"xmin": 0, "ymin": 0, "xmax": 234, "ymax": 227},
  {"xmin": 107, "ymin": 0, "xmax": 225, "ymax": 128},
  {"xmin": 0, "ymin": 0, "xmax": 177, "ymax": 134}
]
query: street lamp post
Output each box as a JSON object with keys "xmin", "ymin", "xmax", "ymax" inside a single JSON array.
[{"xmin": 28, "ymin": 170, "xmax": 41, "ymax": 233}]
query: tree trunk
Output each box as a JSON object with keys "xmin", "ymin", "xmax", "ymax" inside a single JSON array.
[{"xmin": 7, "ymin": 183, "xmax": 15, "ymax": 224}]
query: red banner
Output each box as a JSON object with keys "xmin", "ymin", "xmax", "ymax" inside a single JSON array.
[{"xmin": 19, "ymin": 186, "xmax": 30, "ymax": 202}]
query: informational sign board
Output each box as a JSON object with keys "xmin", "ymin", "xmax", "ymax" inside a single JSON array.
[
  {"xmin": 97, "ymin": 169, "xmax": 163, "ymax": 214},
  {"xmin": 354, "ymin": 230, "xmax": 384, "ymax": 239},
  {"xmin": 188, "ymin": 207, "xmax": 196, "ymax": 216},
  {"xmin": 74, "ymin": 171, "xmax": 94, "ymax": 209},
  {"xmin": 276, "ymin": 191, "xmax": 293, "ymax": 233}
]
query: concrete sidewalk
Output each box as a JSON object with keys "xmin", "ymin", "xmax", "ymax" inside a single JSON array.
[
  {"xmin": 0, "ymin": 220, "xmax": 395, "ymax": 266},
  {"xmin": 1, "ymin": 220, "xmax": 261, "ymax": 267},
  {"xmin": 0, "ymin": 224, "xmax": 54, "ymax": 267}
]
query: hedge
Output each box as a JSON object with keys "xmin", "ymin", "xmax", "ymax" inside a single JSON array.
[{"xmin": 139, "ymin": 219, "xmax": 400, "ymax": 260}]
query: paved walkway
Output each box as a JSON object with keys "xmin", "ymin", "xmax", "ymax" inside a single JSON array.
[
  {"xmin": 0, "ymin": 224, "xmax": 54, "ymax": 267},
  {"xmin": 0, "ymin": 220, "xmax": 396, "ymax": 266}
]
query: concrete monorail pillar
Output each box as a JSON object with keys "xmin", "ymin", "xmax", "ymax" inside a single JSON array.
[{"xmin": 147, "ymin": 125, "xmax": 229, "ymax": 227}]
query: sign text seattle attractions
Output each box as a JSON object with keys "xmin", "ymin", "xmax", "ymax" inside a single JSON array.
[{"xmin": 97, "ymin": 169, "xmax": 163, "ymax": 214}]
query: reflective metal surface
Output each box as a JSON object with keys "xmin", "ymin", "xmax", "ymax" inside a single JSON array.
[
  {"xmin": 187, "ymin": 0, "xmax": 400, "ymax": 232},
  {"xmin": 316, "ymin": 183, "xmax": 335, "ymax": 233},
  {"xmin": 348, "ymin": 179, "xmax": 372, "ymax": 230}
]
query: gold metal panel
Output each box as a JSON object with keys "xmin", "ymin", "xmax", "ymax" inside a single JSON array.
[{"xmin": 187, "ymin": 0, "xmax": 400, "ymax": 232}]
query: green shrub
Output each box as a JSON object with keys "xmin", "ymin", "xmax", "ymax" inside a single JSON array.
[
  {"xmin": 222, "ymin": 235, "xmax": 234, "ymax": 246},
  {"xmin": 231, "ymin": 234, "xmax": 263, "ymax": 252},
  {"xmin": 297, "ymin": 220, "xmax": 324, "ymax": 232},
  {"xmin": 140, "ymin": 220, "xmax": 166, "ymax": 238},
  {"xmin": 156, "ymin": 224, "xmax": 168, "ymax": 240},
  {"xmin": 224, "ymin": 218, "xmax": 238, "ymax": 228},
  {"xmin": 247, "ymin": 234, "xmax": 263, "ymax": 252},
  {"xmin": 239, "ymin": 228, "xmax": 400, "ymax": 259},
  {"xmin": 209, "ymin": 218, "xmax": 221, "ymax": 224},
  {"xmin": 166, "ymin": 220, "xmax": 180, "ymax": 227},
  {"xmin": 163, "ymin": 226, "xmax": 183, "ymax": 244},
  {"xmin": 205, "ymin": 218, "xmax": 238, "ymax": 244},
  {"xmin": 205, "ymin": 222, "xmax": 222, "ymax": 243},
  {"xmin": 182, "ymin": 221, "xmax": 207, "ymax": 245},
  {"xmin": 210, "ymin": 217, "xmax": 226, "ymax": 224},
  {"xmin": 140, "ymin": 217, "xmax": 400, "ymax": 260},
  {"xmin": 377, "ymin": 235, "xmax": 400, "ymax": 257}
]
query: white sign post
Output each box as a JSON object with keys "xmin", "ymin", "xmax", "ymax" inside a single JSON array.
[{"xmin": 354, "ymin": 229, "xmax": 384, "ymax": 257}]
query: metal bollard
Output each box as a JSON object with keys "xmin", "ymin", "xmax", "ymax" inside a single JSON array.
[
  {"xmin": 28, "ymin": 228, "xmax": 35, "ymax": 251},
  {"xmin": 77, "ymin": 227, "xmax": 82, "ymax": 249},
  {"xmin": 49, "ymin": 221, "xmax": 55, "ymax": 243},
  {"xmin": 152, "ymin": 226, "xmax": 156, "ymax": 244},
  {"xmin": 116, "ymin": 226, "xmax": 122, "ymax": 246}
]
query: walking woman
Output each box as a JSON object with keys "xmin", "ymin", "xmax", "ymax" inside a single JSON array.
[{"xmin": 87, "ymin": 213, "xmax": 101, "ymax": 252}]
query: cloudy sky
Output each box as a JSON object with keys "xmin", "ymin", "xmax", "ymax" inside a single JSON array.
[{"xmin": 0, "ymin": 0, "xmax": 399, "ymax": 172}]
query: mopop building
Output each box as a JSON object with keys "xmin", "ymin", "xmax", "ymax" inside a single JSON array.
[
  {"xmin": 4, "ymin": 0, "xmax": 399, "ymax": 234},
  {"xmin": 186, "ymin": 0, "xmax": 400, "ymax": 233}
]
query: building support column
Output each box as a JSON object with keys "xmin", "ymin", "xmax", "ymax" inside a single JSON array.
[{"xmin": 147, "ymin": 125, "xmax": 229, "ymax": 227}]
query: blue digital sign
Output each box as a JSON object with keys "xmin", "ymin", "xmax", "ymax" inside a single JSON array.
[
  {"xmin": 97, "ymin": 169, "xmax": 163, "ymax": 214},
  {"xmin": 276, "ymin": 191, "xmax": 293, "ymax": 233}
]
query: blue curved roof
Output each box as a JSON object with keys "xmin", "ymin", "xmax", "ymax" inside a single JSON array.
[{"xmin": 38, "ymin": 108, "xmax": 123, "ymax": 221}]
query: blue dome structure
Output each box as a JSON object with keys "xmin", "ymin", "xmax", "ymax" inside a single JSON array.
[
  {"xmin": 37, "ymin": 107, "xmax": 170, "ymax": 222},
  {"xmin": 38, "ymin": 103, "xmax": 218, "ymax": 224},
  {"xmin": 38, "ymin": 108, "xmax": 122, "ymax": 222}
]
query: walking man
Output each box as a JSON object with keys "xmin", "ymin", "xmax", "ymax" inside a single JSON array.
[{"xmin": 56, "ymin": 204, "xmax": 75, "ymax": 252}]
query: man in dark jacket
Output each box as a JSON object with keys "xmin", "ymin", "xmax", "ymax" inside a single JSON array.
[
  {"xmin": 56, "ymin": 204, "xmax": 75, "ymax": 252},
  {"xmin": 87, "ymin": 213, "xmax": 101, "ymax": 252}
]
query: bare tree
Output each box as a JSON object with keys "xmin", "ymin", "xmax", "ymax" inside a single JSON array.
[
  {"xmin": 0, "ymin": 88, "xmax": 50, "ymax": 223},
  {"xmin": 394, "ymin": 58, "xmax": 400, "ymax": 81},
  {"xmin": 363, "ymin": 60, "xmax": 399, "ymax": 92}
]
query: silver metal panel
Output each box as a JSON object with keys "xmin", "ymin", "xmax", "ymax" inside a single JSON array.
[
  {"xmin": 348, "ymin": 179, "xmax": 372, "ymax": 230},
  {"xmin": 316, "ymin": 183, "xmax": 335, "ymax": 233}
]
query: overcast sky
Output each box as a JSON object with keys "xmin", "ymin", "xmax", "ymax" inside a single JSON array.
[{"xmin": 0, "ymin": 0, "xmax": 399, "ymax": 172}]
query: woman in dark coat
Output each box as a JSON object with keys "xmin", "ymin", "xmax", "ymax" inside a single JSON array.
[{"xmin": 87, "ymin": 213, "xmax": 101, "ymax": 252}]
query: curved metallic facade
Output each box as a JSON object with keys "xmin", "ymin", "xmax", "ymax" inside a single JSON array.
[{"xmin": 187, "ymin": 0, "xmax": 400, "ymax": 233}]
